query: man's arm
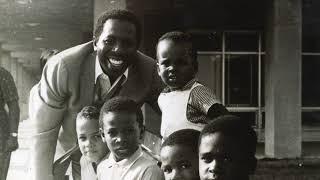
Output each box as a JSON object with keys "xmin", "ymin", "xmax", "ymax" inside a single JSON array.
[
  {"xmin": 146, "ymin": 65, "xmax": 164, "ymax": 114},
  {"xmin": 28, "ymin": 55, "xmax": 69, "ymax": 180},
  {"xmin": 0, "ymin": 69, "xmax": 20, "ymax": 152},
  {"xmin": 6, "ymin": 100, "xmax": 20, "ymax": 152}
]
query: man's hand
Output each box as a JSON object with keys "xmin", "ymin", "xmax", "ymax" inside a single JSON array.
[{"xmin": 6, "ymin": 136, "xmax": 19, "ymax": 152}]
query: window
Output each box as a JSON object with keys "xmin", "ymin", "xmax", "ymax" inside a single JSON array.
[
  {"xmin": 302, "ymin": 3, "xmax": 320, "ymax": 132},
  {"xmin": 302, "ymin": 41, "xmax": 320, "ymax": 131},
  {"xmin": 193, "ymin": 31, "xmax": 265, "ymax": 132}
]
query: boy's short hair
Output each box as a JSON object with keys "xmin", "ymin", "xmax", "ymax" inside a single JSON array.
[
  {"xmin": 76, "ymin": 106, "xmax": 100, "ymax": 122},
  {"xmin": 40, "ymin": 49, "xmax": 59, "ymax": 70},
  {"xmin": 200, "ymin": 115, "xmax": 257, "ymax": 157},
  {"xmin": 94, "ymin": 9, "xmax": 142, "ymax": 47},
  {"xmin": 157, "ymin": 31, "xmax": 198, "ymax": 72},
  {"xmin": 99, "ymin": 96, "xmax": 144, "ymax": 129},
  {"xmin": 161, "ymin": 129, "xmax": 200, "ymax": 153}
]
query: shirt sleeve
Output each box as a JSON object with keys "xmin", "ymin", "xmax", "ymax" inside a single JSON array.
[
  {"xmin": 28, "ymin": 55, "xmax": 70, "ymax": 180},
  {"xmin": 141, "ymin": 164, "xmax": 165, "ymax": 180},
  {"xmin": 189, "ymin": 85, "xmax": 220, "ymax": 114},
  {"xmin": 1, "ymin": 70, "xmax": 19, "ymax": 103}
]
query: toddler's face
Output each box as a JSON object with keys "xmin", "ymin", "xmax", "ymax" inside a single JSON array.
[
  {"xmin": 101, "ymin": 111, "xmax": 142, "ymax": 162},
  {"xmin": 198, "ymin": 132, "xmax": 253, "ymax": 180},
  {"xmin": 157, "ymin": 40, "xmax": 196, "ymax": 89},
  {"xmin": 76, "ymin": 118, "xmax": 108, "ymax": 163},
  {"xmin": 160, "ymin": 145, "xmax": 199, "ymax": 180}
]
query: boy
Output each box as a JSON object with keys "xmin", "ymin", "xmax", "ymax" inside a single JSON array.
[
  {"xmin": 156, "ymin": 31, "xmax": 229, "ymax": 139},
  {"xmin": 160, "ymin": 129, "xmax": 200, "ymax": 180},
  {"xmin": 198, "ymin": 115, "xmax": 257, "ymax": 180},
  {"xmin": 98, "ymin": 96, "xmax": 164, "ymax": 180},
  {"xmin": 76, "ymin": 106, "xmax": 109, "ymax": 180}
]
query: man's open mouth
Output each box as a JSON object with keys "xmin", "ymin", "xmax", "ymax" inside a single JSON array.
[{"xmin": 109, "ymin": 58, "xmax": 124, "ymax": 66}]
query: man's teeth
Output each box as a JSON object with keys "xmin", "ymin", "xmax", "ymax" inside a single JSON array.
[{"xmin": 109, "ymin": 58, "xmax": 124, "ymax": 65}]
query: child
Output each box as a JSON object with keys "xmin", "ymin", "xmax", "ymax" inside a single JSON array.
[
  {"xmin": 97, "ymin": 96, "xmax": 164, "ymax": 180},
  {"xmin": 76, "ymin": 106, "xmax": 109, "ymax": 180},
  {"xmin": 156, "ymin": 31, "xmax": 229, "ymax": 139},
  {"xmin": 160, "ymin": 129, "xmax": 200, "ymax": 180},
  {"xmin": 198, "ymin": 115, "xmax": 257, "ymax": 180}
]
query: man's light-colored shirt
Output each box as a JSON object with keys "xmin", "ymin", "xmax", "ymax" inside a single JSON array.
[{"xmin": 97, "ymin": 146, "xmax": 164, "ymax": 180}]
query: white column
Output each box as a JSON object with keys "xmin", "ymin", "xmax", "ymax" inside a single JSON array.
[{"xmin": 265, "ymin": 0, "xmax": 302, "ymax": 158}]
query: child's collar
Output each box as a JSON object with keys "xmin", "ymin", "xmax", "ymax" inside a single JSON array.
[{"xmin": 163, "ymin": 78, "xmax": 198, "ymax": 93}]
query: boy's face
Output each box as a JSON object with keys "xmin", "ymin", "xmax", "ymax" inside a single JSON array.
[
  {"xmin": 101, "ymin": 111, "xmax": 143, "ymax": 162},
  {"xmin": 198, "ymin": 132, "xmax": 254, "ymax": 180},
  {"xmin": 157, "ymin": 40, "xmax": 196, "ymax": 89},
  {"xmin": 160, "ymin": 145, "xmax": 199, "ymax": 180},
  {"xmin": 76, "ymin": 118, "xmax": 108, "ymax": 163}
]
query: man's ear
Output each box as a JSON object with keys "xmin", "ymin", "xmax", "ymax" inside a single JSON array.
[{"xmin": 93, "ymin": 36, "xmax": 97, "ymax": 51}]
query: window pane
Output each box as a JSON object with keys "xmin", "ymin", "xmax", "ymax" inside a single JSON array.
[
  {"xmin": 303, "ymin": 1, "xmax": 320, "ymax": 53},
  {"xmin": 302, "ymin": 112, "xmax": 320, "ymax": 128},
  {"xmin": 230, "ymin": 112, "xmax": 256, "ymax": 127},
  {"xmin": 302, "ymin": 55, "xmax": 320, "ymax": 106},
  {"xmin": 303, "ymin": 35, "xmax": 320, "ymax": 53},
  {"xmin": 225, "ymin": 55, "xmax": 258, "ymax": 106},
  {"xmin": 196, "ymin": 54, "xmax": 222, "ymax": 102},
  {"xmin": 225, "ymin": 32, "xmax": 259, "ymax": 52},
  {"xmin": 192, "ymin": 32, "xmax": 222, "ymax": 51}
]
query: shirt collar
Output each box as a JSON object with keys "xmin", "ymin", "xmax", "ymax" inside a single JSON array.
[
  {"xmin": 163, "ymin": 78, "xmax": 197, "ymax": 93},
  {"xmin": 95, "ymin": 57, "xmax": 129, "ymax": 84},
  {"xmin": 107, "ymin": 146, "xmax": 143, "ymax": 168}
]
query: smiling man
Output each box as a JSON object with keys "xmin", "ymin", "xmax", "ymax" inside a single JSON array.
[{"xmin": 28, "ymin": 9, "xmax": 163, "ymax": 180}]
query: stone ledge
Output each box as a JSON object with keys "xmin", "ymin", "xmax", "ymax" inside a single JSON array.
[{"xmin": 255, "ymin": 158, "xmax": 320, "ymax": 174}]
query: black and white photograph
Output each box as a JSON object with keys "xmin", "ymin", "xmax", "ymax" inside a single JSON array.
[{"xmin": 0, "ymin": 0, "xmax": 319, "ymax": 180}]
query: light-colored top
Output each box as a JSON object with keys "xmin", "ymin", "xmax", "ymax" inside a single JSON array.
[
  {"xmin": 158, "ymin": 79, "xmax": 219, "ymax": 139},
  {"xmin": 97, "ymin": 146, "xmax": 164, "ymax": 180},
  {"xmin": 80, "ymin": 156, "xmax": 97, "ymax": 180}
]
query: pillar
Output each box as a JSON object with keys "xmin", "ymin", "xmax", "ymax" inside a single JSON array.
[{"xmin": 265, "ymin": 0, "xmax": 302, "ymax": 158}]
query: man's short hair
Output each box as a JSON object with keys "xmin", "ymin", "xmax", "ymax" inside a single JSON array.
[
  {"xmin": 77, "ymin": 106, "xmax": 100, "ymax": 122},
  {"xmin": 99, "ymin": 96, "xmax": 143, "ymax": 129},
  {"xmin": 161, "ymin": 129, "xmax": 200, "ymax": 153},
  {"xmin": 200, "ymin": 115, "xmax": 257, "ymax": 157},
  {"xmin": 40, "ymin": 49, "xmax": 59, "ymax": 70},
  {"xmin": 157, "ymin": 31, "xmax": 198, "ymax": 72},
  {"xmin": 94, "ymin": 9, "xmax": 142, "ymax": 47}
]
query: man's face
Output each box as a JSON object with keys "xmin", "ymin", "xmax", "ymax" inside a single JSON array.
[
  {"xmin": 94, "ymin": 19, "xmax": 138, "ymax": 78},
  {"xmin": 76, "ymin": 118, "xmax": 108, "ymax": 163},
  {"xmin": 160, "ymin": 145, "xmax": 199, "ymax": 180},
  {"xmin": 198, "ymin": 132, "xmax": 254, "ymax": 180},
  {"xmin": 157, "ymin": 40, "xmax": 196, "ymax": 89},
  {"xmin": 101, "ymin": 111, "xmax": 142, "ymax": 162}
]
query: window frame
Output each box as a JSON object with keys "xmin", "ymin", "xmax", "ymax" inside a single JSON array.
[{"xmin": 196, "ymin": 30, "xmax": 265, "ymax": 133}]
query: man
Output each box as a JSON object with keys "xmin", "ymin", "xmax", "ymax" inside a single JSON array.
[
  {"xmin": 29, "ymin": 10, "xmax": 163, "ymax": 180},
  {"xmin": 0, "ymin": 66, "xmax": 20, "ymax": 180}
]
